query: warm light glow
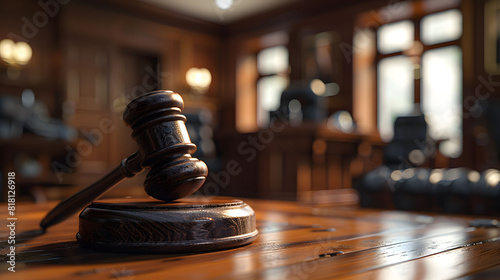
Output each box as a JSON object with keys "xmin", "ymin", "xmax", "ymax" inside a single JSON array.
[
  {"xmin": 310, "ymin": 79, "xmax": 326, "ymax": 96},
  {"xmin": 186, "ymin": 67, "xmax": 212, "ymax": 93},
  {"xmin": 0, "ymin": 39, "xmax": 32, "ymax": 66},
  {"xmin": 310, "ymin": 79, "xmax": 340, "ymax": 97},
  {"xmin": 215, "ymin": 0, "xmax": 233, "ymax": 10},
  {"xmin": 391, "ymin": 170, "xmax": 403, "ymax": 181},
  {"xmin": 467, "ymin": 171, "xmax": 480, "ymax": 183},
  {"xmin": 402, "ymin": 168, "xmax": 415, "ymax": 179},
  {"xmin": 429, "ymin": 169, "xmax": 444, "ymax": 184},
  {"xmin": 485, "ymin": 169, "xmax": 500, "ymax": 187},
  {"xmin": 0, "ymin": 39, "xmax": 15, "ymax": 64},
  {"xmin": 14, "ymin": 42, "xmax": 32, "ymax": 65}
]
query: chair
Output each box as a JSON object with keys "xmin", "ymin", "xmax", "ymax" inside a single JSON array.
[
  {"xmin": 271, "ymin": 82, "xmax": 327, "ymax": 124},
  {"xmin": 382, "ymin": 115, "xmax": 428, "ymax": 169},
  {"xmin": 483, "ymin": 99, "xmax": 500, "ymax": 161}
]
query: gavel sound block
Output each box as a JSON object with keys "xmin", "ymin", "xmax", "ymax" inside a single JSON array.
[
  {"xmin": 77, "ymin": 197, "xmax": 257, "ymax": 253},
  {"xmin": 41, "ymin": 90, "xmax": 257, "ymax": 253}
]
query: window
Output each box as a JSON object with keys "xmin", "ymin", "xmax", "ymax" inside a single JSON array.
[
  {"xmin": 421, "ymin": 9, "xmax": 463, "ymax": 45},
  {"xmin": 375, "ymin": 9, "xmax": 463, "ymax": 158},
  {"xmin": 378, "ymin": 20, "xmax": 414, "ymax": 54},
  {"xmin": 256, "ymin": 46, "xmax": 289, "ymax": 127},
  {"xmin": 422, "ymin": 46, "xmax": 463, "ymax": 157},
  {"xmin": 378, "ymin": 55, "xmax": 415, "ymax": 141}
]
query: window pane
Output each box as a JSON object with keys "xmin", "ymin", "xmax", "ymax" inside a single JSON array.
[
  {"xmin": 377, "ymin": 20, "xmax": 414, "ymax": 54},
  {"xmin": 421, "ymin": 9, "xmax": 462, "ymax": 45},
  {"xmin": 422, "ymin": 46, "xmax": 462, "ymax": 158},
  {"xmin": 257, "ymin": 76, "xmax": 288, "ymax": 127},
  {"xmin": 257, "ymin": 46, "xmax": 289, "ymax": 75},
  {"xmin": 378, "ymin": 56, "xmax": 415, "ymax": 141}
]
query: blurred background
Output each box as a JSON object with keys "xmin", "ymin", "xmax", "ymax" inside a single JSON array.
[{"xmin": 0, "ymin": 0, "xmax": 499, "ymax": 214}]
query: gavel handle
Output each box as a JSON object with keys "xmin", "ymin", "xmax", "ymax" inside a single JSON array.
[{"xmin": 40, "ymin": 151, "xmax": 144, "ymax": 229}]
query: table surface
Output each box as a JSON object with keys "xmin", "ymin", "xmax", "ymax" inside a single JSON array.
[{"xmin": 1, "ymin": 198, "xmax": 500, "ymax": 280}]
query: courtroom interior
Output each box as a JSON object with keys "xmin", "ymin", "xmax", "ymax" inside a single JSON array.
[
  {"xmin": 1, "ymin": 0, "xmax": 499, "ymax": 214},
  {"xmin": 3, "ymin": 0, "xmax": 500, "ymax": 279}
]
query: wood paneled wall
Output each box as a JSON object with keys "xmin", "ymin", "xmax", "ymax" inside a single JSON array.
[
  {"xmin": 1, "ymin": 0, "xmax": 498, "ymax": 200},
  {"xmin": 58, "ymin": 1, "xmax": 224, "ymax": 188},
  {"xmin": 0, "ymin": 0, "xmax": 224, "ymax": 197}
]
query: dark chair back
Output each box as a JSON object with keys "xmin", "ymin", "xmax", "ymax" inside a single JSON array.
[{"xmin": 383, "ymin": 115, "xmax": 428, "ymax": 169}]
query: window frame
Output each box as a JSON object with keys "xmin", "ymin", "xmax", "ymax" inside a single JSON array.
[
  {"xmin": 375, "ymin": 15, "xmax": 462, "ymax": 106},
  {"xmin": 255, "ymin": 45, "xmax": 290, "ymax": 128}
]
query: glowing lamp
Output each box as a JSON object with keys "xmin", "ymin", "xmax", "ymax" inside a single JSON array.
[
  {"xmin": 186, "ymin": 67, "xmax": 212, "ymax": 93},
  {"xmin": 0, "ymin": 39, "xmax": 32, "ymax": 66}
]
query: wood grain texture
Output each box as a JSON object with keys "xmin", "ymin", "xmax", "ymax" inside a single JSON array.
[
  {"xmin": 122, "ymin": 90, "xmax": 209, "ymax": 202},
  {"xmin": 77, "ymin": 198, "xmax": 257, "ymax": 253},
  {"xmin": 1, "ymin": 198, "xmax": 500, "ymax": 279}
]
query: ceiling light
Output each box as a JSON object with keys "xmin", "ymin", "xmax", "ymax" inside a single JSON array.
[{"xmin": 215, "ymin": 0, "xmax": 233, "ymax": 10}]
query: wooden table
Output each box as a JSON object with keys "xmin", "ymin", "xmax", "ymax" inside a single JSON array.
[{"xmin": 1, "ymin": 198, "xmax": 500, "ymax": 279}]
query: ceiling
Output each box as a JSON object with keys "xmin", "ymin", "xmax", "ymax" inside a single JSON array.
[{"xmin": 138, "ymin": 0, "xmax": 302, "ymax": 24}]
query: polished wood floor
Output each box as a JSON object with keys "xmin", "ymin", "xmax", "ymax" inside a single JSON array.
[{"xmin": 1, "ymin": 198, "xmax": 500, "ymax": 279}]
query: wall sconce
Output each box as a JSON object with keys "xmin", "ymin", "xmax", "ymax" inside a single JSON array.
[
  {"xmin": 0, "ymin": 39, "xmax": 32, "ymax": 66},
  {"xmin": 186, "ymin": 67, "xmax": 212, "ymax": 94},
  {"xmin": 0, "ymin": 39, "xmax": 32, "ymax": 80}
]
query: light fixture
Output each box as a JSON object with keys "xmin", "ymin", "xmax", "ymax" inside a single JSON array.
[
  {"xmin": 0, "ymin": 39, "xmax": 32, "ymax": 66},
  {"xmin": 186, "ymin": 67, "xmax": 212, "ymax": 94},
  {"xmin": 215, "ymin": 0, "xmax": 233, "ymax": 10},
  {"xmin": 14, "ymin": 42, "xmax": 32, "ymax": 65},
  {"xmin": 0, "ymin": 39, "xmax": 15, "ymax": 65}
]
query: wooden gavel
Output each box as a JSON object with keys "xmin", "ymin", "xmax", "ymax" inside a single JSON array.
[{"xmin": 40, "ymin": 90, "xmax": 209, "ymax": 229}]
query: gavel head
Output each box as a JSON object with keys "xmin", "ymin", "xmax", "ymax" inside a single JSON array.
[{"xmin": 123, "ymin": 90, "xmax": 208, "ymax": 201}]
